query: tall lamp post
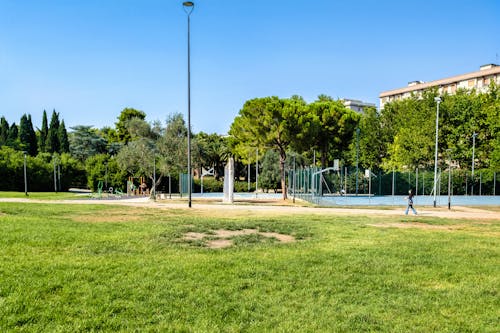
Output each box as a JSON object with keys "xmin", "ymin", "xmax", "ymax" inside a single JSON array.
[
  {"xmin": 446, "ymin": 149, "xmax": 452, "ymax": 210},
  {"xmin": 433, "ymin": 97, "xmax": 441, "ymax": 207},
  {"xmin": 183, "ymin": 1, "xmax": 194, "ymax": 207},
  {"xmin": 153, "ymin": 153, "xmax": 156, "ymax": 200},
  {"xmin": 23, "ymin": 151, "xmax": 28, "ymax": 196},
  {"xmin": 355, "ymin": 127, "xmax": 360, "ymax": 195},
  {"xmin": 105, "ymin": 162, "xmax": 108, "ymax": 189},
  {"xmin": 471, "ymin": 132, "xmax": 478, "ymax": 196}
]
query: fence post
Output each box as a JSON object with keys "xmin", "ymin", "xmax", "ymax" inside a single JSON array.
[
  {"xmin": 465, "ymin": 172, "xmax": 468, "ymax": 196},
  {"xmin": 378, "ymin": 170, "xmax": 382, "ymax": 196},
  {"xmin": 345, "ymin": 167, "xmax": 348, "ymax": 195},
  {"xmin": 392, "ymin": 168, "xmax": 395, "ymax": 198},
  {"xmin": 415, "ymin": 168, "xmax": 418, "ymax": 196},
  {"xmin": 422, "ymin": 172, "xmax": 425, "ymax": 196},
  {"xmin": 479, "ymin": 172, "xmax": 482, "ymax": 196}
]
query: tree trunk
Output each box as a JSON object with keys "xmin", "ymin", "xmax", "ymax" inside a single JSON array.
[
  {"xmin": 149, "ymin": 175, "xmax": 163, "ymax": 199},
  {"xmin": 279, "ymin": 152, "xmax": 287, "ymax": 200}
]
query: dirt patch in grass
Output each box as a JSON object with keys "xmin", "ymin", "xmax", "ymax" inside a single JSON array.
[
  {"xmin": 214, "ymin": 229, "xmax": 258, "ymax": 238},
  {"xmin": 184, "ymin": 232, "xmax": 207, "ymax": 240},
  {"xmin": 70, "ymin": 208, "xmax": 145, "ymax": 223},
  {"xmin": 207, "ymin": 239, "xmax": 234, "ymax": 249},
  {"xmin": 182, "ymin": 228, "xmax": 296, "ymax": 248}
]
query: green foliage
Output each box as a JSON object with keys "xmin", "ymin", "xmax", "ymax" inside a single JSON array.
[
  {"xmin": 19, "ymin": 114, "xmax": 38, "ymax": 156},
  {"xmin": 156, "ymin": 113, "xmax": 188, "ymax": 176},
  {"xmin": 196, "ymin": 132, "xmax": 229, "ymax": 179},
  {"xmin": 230, "ymin": 96, "xmax": 308, "ymax": 198},
  {"xmin": 308, "ymin": 98, "xmax": 360, "ymax": 168},
  {"xmin": 98, "ymin": 127, "xmax": 122, "ymax": 156},
  {"xmin": 348, "ymin": 107, "xmax": 385, "ymax": 169},
  {"xmin": 0, "ymin": 147, "xmax": 85, "ymax": 191},
  {"xmin": 115, "ymin": 107, "xmax": 146, "ymax": 143},
  {"xmin": 381, "ymin": 85, "xmax": 500, "ymax": 172},
  {"xmin": 46, "ymin": 109, "xmax": 60, "ymax": 153},
  {"xmin": 85, "ymin": 154, "xmax": 127, "ymax": 191},
  {"xmin": 234, "ymin": 180, "xmax": 255, "ymax": 192},
  {"xmin": 69, "ymin": 125, "xmax": 108, "ymax": 162},
  {"xmin": 58, "ymin": 120, "xmax": 70, "ymax": 153},
  {"xmin": 259, "ymin": 149, "xmax": 280, "ymax": 192},
  {"xmin": 58, "ymin": 153, "xmax": 86, "ymax": 189},
  {"xmin": 38, "ymin": 110, "xmax": 49, "ymax": 153},
  {"xmin": 0, "ymin": 116, "xmax": 9, "ymax": 145},
  {"xmin": 127, "ymin": 117, "xmax": 158, "ymax": 141},
  {"xmin": 116, "ymin": 138, "xmax": 156, "ymax": 179},
  {"xmin": 7, "ymin": 122, "xmax": 19, "ymax": 148},
  {"xmin": 193, "ymin": 177, "xmax": 223, "ymax": 192}
]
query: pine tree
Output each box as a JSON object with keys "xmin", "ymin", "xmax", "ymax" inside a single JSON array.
[
  {"xmin": 38, "ymin": 110, "xmax": 48, "ymax": 153},
  {"xmin": 0, "ymin": 116, "xmax": 9, "ymax": 145},
  {"xmin": 46, "ymin": 110, "xmax": 60, "ymax": 153},
  {"xmin": 58, "ymin": 120, "xmax": 70, "ymax": 153}
]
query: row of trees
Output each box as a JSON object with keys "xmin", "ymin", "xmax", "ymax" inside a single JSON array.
[
  {"xmin": 0, "ymin": 110, "xmax": 69, "ymax": 156},
  {"xmin": 229, "ymin": 95, "xmax": 360, "ymax": 198},
  {"xmin": 358, "ymin": 85, "xmax": 500, "ymax": 172},
  {"xmin": 1, "ymin": 84, "xmax": 499, "ymax": 197}
]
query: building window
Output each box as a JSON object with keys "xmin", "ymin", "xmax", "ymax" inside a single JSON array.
[{"xmin": 468, "ymin": 79, "xmax": 475, "ymax": 87}]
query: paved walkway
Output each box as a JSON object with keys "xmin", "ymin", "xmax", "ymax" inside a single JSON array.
[{"xmin": 1, "ymin": 197, "xmax": 499, "ymax": 221}]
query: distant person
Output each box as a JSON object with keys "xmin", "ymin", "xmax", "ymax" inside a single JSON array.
[
  {"xmin": 405, "ymin": 189, "xmax": 417, "ymax": 215},
  {"xmin": 140, "ymin": 182, "xmax": 147, "ymax": 195}
]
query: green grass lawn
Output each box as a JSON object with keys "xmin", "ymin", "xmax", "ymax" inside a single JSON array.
[
  {"xmin": 0, "ymin": 191, "xmax": 83, "ymax": 200},
  {"xmin": 0, "ymin": 203, "xmax": 498, "ymax": 332}
]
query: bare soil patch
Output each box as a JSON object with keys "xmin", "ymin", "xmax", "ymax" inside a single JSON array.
[
  {"xmin": 182, "ymin": 228, "xmax": 296, "ymax": 248},
  {"xmin": 207, "ymin": 239, "xmax": 233, "ymax": 249},
  {"xmin": 70, "ymin": 208, "xmax": 145, "ymax": 223},
  {"xmin": 214, "ymin": 229, "xmax": 258, "ymax": 237},
  {"xmin": 183, "ymin": 232, "xmax": 207, "ymax": 240}
]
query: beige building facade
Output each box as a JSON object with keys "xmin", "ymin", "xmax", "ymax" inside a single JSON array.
[
  {"xmin": 342, "ymin": 99, "xmax": 376, "ymax": 113},
  {"xmin": 379, "ymin": 64, "xmax": 500, "ymax": 109}
]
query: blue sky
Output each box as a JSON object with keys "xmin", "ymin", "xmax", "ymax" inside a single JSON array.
[{"xmin": 1, "ymin": 0, "xmax": 499, "ymax": 135}]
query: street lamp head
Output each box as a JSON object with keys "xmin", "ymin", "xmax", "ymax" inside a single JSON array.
[
  {"xmin": 434, "ymin": 96, "xmax": 442, "ymax": 103},
  {"xmin": 183, "ymin": 1, "xmax": 194, "ymax": 14}
]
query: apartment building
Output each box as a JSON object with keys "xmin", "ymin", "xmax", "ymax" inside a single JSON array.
[
  {"xmin": 379, "ymin": 64, "xmax": 500, "ymax": 109},
  {"xmin": 342, "ymin": 99, "xmax": 376, "ymax": 113}
]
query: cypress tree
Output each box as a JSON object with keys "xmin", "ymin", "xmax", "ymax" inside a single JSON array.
[
  {"xmin": 58, "ymin": 120, "xmax": 70, "ymax": 153},
  {"xmin": 38, "ymin": 110, "xmax": 48, "ymax": 153},
  {"xmin": 27, "ymin": 115, "xmax": 38, "ymax": 156},
  {"xmin": 7, "ymin": 122, "xmax": 18, "ymax": 147},
  {"xmin": 46, "ymin": 110, "xmax": 60, "ymax": 153},
  {"xmin": 19, "ymin": 114, "xmax": 30, "ymax": 151},
  {"xmin": 0, "ymin": 116, "xmax": 9, "ymax": 145}
]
